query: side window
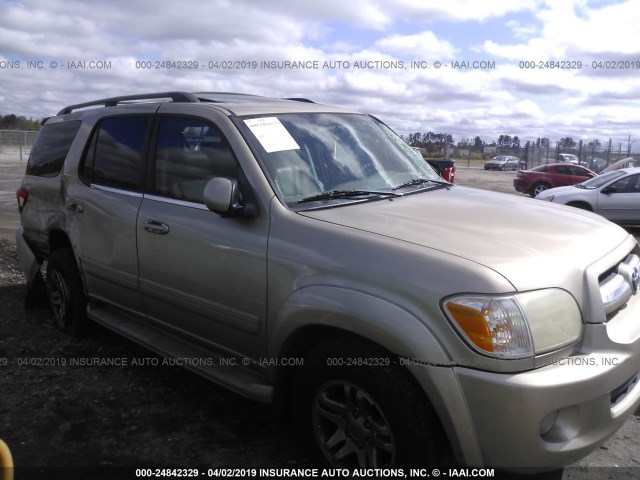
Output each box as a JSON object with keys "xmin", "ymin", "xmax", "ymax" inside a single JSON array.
[
  {"xmin": 153, "ymin": 116, "xmax": 237, "ymax": 203},
  {"xmin": 555, "ymin": 166, "xmax": 569, "ymax": 175},
  {"xmin": 612, "ymin": 175, "xmax": 640, "ymax": 193},
  {"xmin": 80, "ymin": 116, "xmax": 151, "ymax": 191},
  {"xmin": 27, "ymin": 120, "xmax": 81, "ymax": 177}
]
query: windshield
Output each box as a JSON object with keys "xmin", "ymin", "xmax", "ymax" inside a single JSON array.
[
  {"xmin": 239, "ymin": 113, "xmax": 441, "ymax": 206},
  {"xmin": 579, "ymin": 170, "xmax": 626, "ymax": 189}
]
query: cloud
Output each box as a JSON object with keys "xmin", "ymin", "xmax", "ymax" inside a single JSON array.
[
  {"xmin": 1, "ymin": 0, "xmax": 638, "ymax": 147},
  {"xmin": 375, "ymin": 31, "xmax": 458, "ymax": 58}
]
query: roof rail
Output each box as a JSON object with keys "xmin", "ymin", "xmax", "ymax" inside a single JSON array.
[
  {"xmin": 57, "ymin": 91, "xmax": 200, "ymax": 115},
  {"xmin": 284, "ymin": 97, "xmax": 316, "ymax": 103}
]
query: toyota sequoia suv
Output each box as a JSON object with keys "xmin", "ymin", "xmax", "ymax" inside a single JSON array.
[{"xmin": 16, "ymin": 92, "xmax": 640, "ymax": 471}]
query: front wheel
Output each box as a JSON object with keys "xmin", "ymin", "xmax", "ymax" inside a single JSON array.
[
  {"xmin": 46, "ymin": 248, "xmax": 88, "ymax": 336},
  {"xmin": 292, "ymin": 338, "xmax": 450, "ymax": 468}
]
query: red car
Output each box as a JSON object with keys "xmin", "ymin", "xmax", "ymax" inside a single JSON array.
[{"xmin": 513, "ymin": 163, "xmax": 597, "ymax": 197}]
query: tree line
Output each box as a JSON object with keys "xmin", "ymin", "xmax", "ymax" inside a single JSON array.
[
  {"xmin": 404, "ymin": 131, "xmax": 608, "ymax": 154},
  {"xmin": 0, "ymin": 114, "xmax": 41, "ymax": 131}
]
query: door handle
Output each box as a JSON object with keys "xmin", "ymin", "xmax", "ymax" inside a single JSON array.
[{"xmin": 143, "ymin": 220, "xmax": 170, "ymax": 235}]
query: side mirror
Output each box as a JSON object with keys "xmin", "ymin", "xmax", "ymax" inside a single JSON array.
[
  {"xmin": 203, "ymin": 177, "xmax": 243, "ymax": 216},
  {"xmin": 601, "ymin": 186, "xmax": 618, "ymax": 194}
]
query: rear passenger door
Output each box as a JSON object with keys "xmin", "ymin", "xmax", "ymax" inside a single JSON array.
[
  {"xmin": 67, "ymin": 109, "xmax": 154, "ymax": 314},
  {"xmin": 136, "ymin": 112, "xmax": 268, "ymax": 359}
]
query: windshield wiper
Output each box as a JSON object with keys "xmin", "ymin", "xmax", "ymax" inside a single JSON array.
[
  {"xmin": 298, "ymin": 189, "xmax": 402, "ymax": 204},
  {"xmin": 393, "ymin": 178, "xmax": 451, "ymax": 190}
]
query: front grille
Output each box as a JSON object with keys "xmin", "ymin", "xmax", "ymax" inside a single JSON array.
[{"xmin": 599, "ymin": 253, "xmax": 640, "ymax": 316}]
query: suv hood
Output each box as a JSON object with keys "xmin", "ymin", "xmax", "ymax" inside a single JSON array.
[{"xmin": 299, "ymin": 186, "xmax": 629, "ymax": 291}]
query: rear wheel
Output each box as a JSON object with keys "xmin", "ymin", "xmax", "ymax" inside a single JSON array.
[
  {"xmin": 46, "ymin": 248, "xmax": 88, "ymax": 336},
  {"xmin": 292, "ymin": 338, "xmax": 450, "ymax": 468},
  {"xmin": 531, "ymin": 182, "xmax": 550, "ymax": 197}
]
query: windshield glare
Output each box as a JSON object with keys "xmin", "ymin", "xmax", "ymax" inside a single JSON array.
[
  {"xmin": 240, "ymin": 113, "xmax": 440, "ymax": 205},
  {"xmin": 580, "ymin": 170, "xmax": 626, "ymax": 189}
]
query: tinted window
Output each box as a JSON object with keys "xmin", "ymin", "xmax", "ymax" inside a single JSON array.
[
  {"xmin": 570, "ymin": 166, "xmax": 591, "ymax": 176},
  {"xmin": 27, "ymin": 121, "xmax": 81, "ymax": 177},
  {"xmin": 153, "ymin": 116, "xmax": 237, "ymax": 203},
  {"xmin": 554, "ymin": 166, "xmax": 569, "ymax": 175},
  {"xmin": 84, "ymin": 116, "xmax": 151, "ymax": 191}
]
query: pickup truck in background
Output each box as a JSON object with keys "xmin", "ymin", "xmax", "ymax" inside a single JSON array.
[{"xmin": 427, "ymin": 158, "xmax": 456, "ymax": 183}]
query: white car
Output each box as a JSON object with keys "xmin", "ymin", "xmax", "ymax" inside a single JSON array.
[
  {"xmin": 536, "ymin": 167, "xmax": 640, "ymax": 225},
  {"xmin": 556, "ymin": 153, "xmax": 579, "ymax": 164}
]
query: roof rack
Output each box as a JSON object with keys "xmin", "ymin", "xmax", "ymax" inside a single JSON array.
[{"xmin": 57, "ymin": 91, "xmax": 199, "ymax": 115}]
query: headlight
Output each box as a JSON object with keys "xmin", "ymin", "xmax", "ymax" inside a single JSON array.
[{"xmin": 443, "ymin": 289, "xmax": 582, "ymax": 359}]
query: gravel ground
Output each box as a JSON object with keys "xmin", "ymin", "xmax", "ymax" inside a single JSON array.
[{"xmin": 0, "ymin": 159, "xmax": 639, "ymax": 479}]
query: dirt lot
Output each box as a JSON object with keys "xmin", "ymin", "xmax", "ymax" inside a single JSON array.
[{"xmin": 1, "ymin": 156, "xmax": 639, "ymax": 479}]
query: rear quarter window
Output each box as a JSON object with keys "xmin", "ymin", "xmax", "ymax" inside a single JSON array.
[{"xmin": 26, "ymin": 120, "xmax": 81, "ymax": 177}]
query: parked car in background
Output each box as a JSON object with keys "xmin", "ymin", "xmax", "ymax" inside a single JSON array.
[
  {"xmin": 585, "ymin": 158, "xmax": 608, "ymax": 173},
  {"xmin": 484, "ymin": 155, "xmax": 522, "ymax": 171},
  {"xmin": 601, "ymin": 157, "xmax": 640, "ymax": 174},
  {"xmin": 556, "ymin": 153, "xmax": 580, "ymax": 164},
  {"xmin": 513, "ymin": 163, "xmax": 597, "ymax": 197},
  {"xmin": 537, "ymin": 167, "xmax": 640, "ymax": 225}
]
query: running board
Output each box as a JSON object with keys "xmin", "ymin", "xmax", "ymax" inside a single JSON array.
[{"xmin": 87, "ymin": 303, "xmax": 273, "ymax": 403}]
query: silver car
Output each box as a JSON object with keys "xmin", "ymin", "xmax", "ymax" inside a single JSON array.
[
  {"xmin": 15, "ymin": 92, "xmax": 640, "ymax": 471},
  {"xmin": 483, "ymin": 155, "xmax": 521, "ymax": 170},
  {"xmin": 537, "ymin": 167, "xmax": 640, "ymax": 225}
]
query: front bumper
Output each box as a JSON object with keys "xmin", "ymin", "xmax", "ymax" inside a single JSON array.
[
  {"xmin": 455, "ymin": 341, "xmax": 640, "ymax": 469},
  {"xmin": 409, "ymin": 338, "xmax": 640, "ymax": 469}
]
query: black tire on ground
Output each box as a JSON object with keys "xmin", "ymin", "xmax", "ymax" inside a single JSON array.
[
  {"xmin": 292, "ymin": 338, "xmax": 451, "ymax": 468},
  {"xmin": 46, "ymin": 248, "xmax": 88, "ymax": 336}
]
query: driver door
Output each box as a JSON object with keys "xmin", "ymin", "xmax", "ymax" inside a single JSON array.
[{"xmin": 136, "ymin": 112, "xmax": 268, "ymax": 359}]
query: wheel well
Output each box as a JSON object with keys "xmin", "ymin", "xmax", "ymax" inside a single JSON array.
[
  {"xmin": 566, "ymin": 201, "xmax": 593, "ymax": 211},
  {"xmin": 48, "ymin": 230, "xmax": 73, "ymax": 255},
  {"xmin": 272, "ymin": 326, "xmax": 436, "ymax": 422}
]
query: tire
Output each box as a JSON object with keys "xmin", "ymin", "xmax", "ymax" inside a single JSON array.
[
  {"xmin": 292, "ymin": 338, "xmax": 450, "ymax": 468},
  {"xmin": 530, "ymin": 182, "xmax": 550, "ymax": 197},
  {"xmin": 46, "ymin": 248, "xmax": 88, "ymax": 336}
]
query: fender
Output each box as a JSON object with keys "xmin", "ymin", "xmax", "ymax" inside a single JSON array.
[{"xmin": 268, "ymin": 284, "xmax": 451, "ymax": 368}]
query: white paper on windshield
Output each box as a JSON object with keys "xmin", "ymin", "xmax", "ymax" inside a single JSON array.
[{"xmin": 244, "ymin": 117, "xmax": 300, "ymax": 153}]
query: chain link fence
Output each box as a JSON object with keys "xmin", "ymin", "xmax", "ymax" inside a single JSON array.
[
  {"xmin": 0, "ymin": 130, "xmax": 38, "ymax": 161},
  {"xmin": 455, "ymin": 141, "xmax": 637, "ymax": 173},
  {"xmin": 522, "ymin": 143, "xmax": 635, "ymax": 172}
]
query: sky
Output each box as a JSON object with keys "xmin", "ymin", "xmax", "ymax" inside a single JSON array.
[{"xmin": 1, "ymin": 0, "xmax": 640, "ymax": 150}]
